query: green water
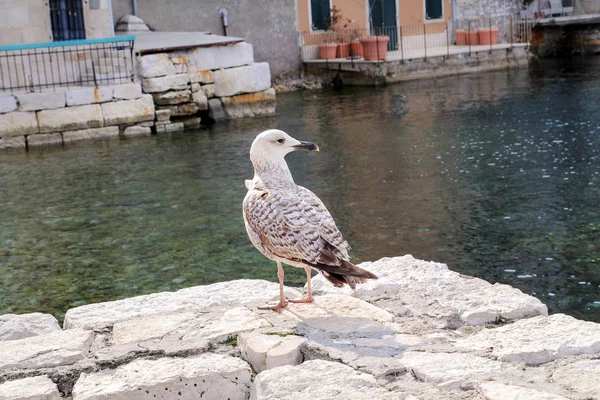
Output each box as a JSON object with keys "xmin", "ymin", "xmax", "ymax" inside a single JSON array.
[{"xmin": 1, "ymin": 58, "xmax": 599, "ymax": 323}]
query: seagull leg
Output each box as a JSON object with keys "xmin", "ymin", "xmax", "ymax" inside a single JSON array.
[
  {"xmin": 258, "ymin": 261, "xmax": 288, "ymax": 312},
  {"xmin": 288, "ymin": 266, "xmax": 314, "ymax": 304}
]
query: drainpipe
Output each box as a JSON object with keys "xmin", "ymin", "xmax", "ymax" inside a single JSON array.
[
  {"xmin": 451, "ymin": 0, "xmax": 456, "ymax": 41},
  {"xmin": 219, "ymin": 9, "xmax": 229, "ymax": 36},
  {"xmin": 108, "ymin": 0, "xmax": 115, "ymax": 37},
  {"xmin": 132, "ymin": 0, "xmax": 138, "ymax": 17}
]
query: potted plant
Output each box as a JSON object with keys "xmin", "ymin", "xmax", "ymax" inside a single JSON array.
[
  {"xmin": 360, "ymin": 35, "xmax": 389, "ymax": 60},
  {"xmin": 347, "ymin": 19, "xmax": 364, "ymax": 58},
  {"xmin": 318, "ymin": 30, "xmax": 338, "ymax": 60}
]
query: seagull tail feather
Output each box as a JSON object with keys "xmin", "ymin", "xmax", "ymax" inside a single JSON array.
[{"xmin": 310, "ymin": 260, "xmax": 378, "ymax": 290}]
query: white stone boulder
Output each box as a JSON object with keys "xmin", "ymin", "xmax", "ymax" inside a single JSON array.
[
  {"xmin": 62, "ymin": 126, "xmax": 120, "ymax": 143},
  {"xmin": 0, "ymin": 95, "xmax": 17, "ymax": 113},
  {"xmin": 142, "ymin": 74, "xmax": 190, "ymax": 93},
  {"xmin": 552, "ymin": 359, "xmax": 600, "ymax": 398},
  {"xmin": 111, "ymin": 82, "xmax": 143, "ymax": 100},
  {"xmin": 0, "ymin": 328, "xmax": 93, "ymax": 370},
  {"xmin": 214, "ymin": 62, "xmax": 271, "ymax": 97},
  {"xmin": 66, "ymin": 86, "xmax": 113, "ymax": 106},
  {"xmin": 38, "ymin": 104, "xmax": 103, "ymax": 133},
  {"xmin": 72, "ymin": 353, "xmax": 251, "ymax": 400},
  {"xmin": 251, "ymin": 359, "xmax": 396, "ymax": 400},
  {"xmin": 27, "ymin": 133, "xmax": 63, "ymax": 147},
  {"xmin": 0, "ymin": 313, "xmax": 60, "ymax": 341},
  {"xmin": 239, "ymin": 332, "xmax": 306, "ymax": 372},
  {"xmin": 16, "ymin": 91, "xmax": 65, "ymax": 111},
  {"xmin": 476, "ymin": 382, "xmax": 569, "ymax": 400},
  {"xmin": 457, "ymin": 314, "xmax": 600, "ymax": 364},
  {"xmin": 101, "ymin": 94, "xmax": 154, "ymax": 125},
  {"xmin": 189, "ymin": 42, "xmax": 253, "ymax": 71},
  {"xmin": 192, "ymin": 91, "xmax": 208, "ymax": 110},
  {"xmin": 221, "ymin": 88, "xmax": 276, "ymax": 119},
  {"xmin": 139, "ymin": 54, "xmax": 176, "ymax": 79},
  {"xmin": 152, "ymin": 89, "xmax": 191, "ymax": 105},
  {"xmin": 0, "ymin": 376, "xmax": 61, "ymax": 400},
  {"xmin": 0, "ymin": 111, "xmax": 39, "ymax": 136}
]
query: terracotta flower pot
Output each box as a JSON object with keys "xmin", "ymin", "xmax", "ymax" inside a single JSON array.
[
  {"xmin": 350, "ymin": 40, "xmax": 363, "ymax": 58},
  {"xmin": 337, "ymin": 42, "xmax": 350, "ymax": 58},
  {"xmin": 455, "ymin": 29, "xmax": 467, "ymax": 45},
  {"xmin": 360, "ymin": 36, "xmax": 389, "ymax": 61},
  {"xmin": 319, "ymin": 43, "xmax": 338, "ymax": 60},
  {"xmin": 478, "ymin": 27, "xmax": 499, "ymax": 45},
  {"xmin": 467, "ymin": 30, "xmax": 479, "ymax": 45}
]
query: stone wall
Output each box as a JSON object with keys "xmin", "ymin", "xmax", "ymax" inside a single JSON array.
[
  {"xmin": 111, "ymin": 0, "xmax": 300, "ymax": 81},
  {"xmin": 0, "ymin": 255, "xmax": 599, "ymax": 399},
  {"xmin": 0, "ymin": 83, "xmax": 156, "ymax": 150},
  {"xmin": 530, "ymin": 23, "xmax": 600, "ymax": 56},
  {"xmin": 454, "ymin": 0, "xmax": 521, "ymax": 19}
]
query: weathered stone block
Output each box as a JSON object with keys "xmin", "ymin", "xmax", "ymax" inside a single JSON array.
[
  {"xmin": 0, "ymin": 95, "xmax": 17, "ymax": 113},
  {"xmin": 0, "ymin": 328, "xmax": 94, "ymax": 370},
  {"xmin": 192, "ymin": 91, "xmax": 208, "ymax": 110},
  {"xmin": 0, "ymin": 376, "xmax": 61, "ymax": 400},
  {"xmin": 27, "ymin": 133, "xmax": 63, "ymax": 147},
  {"xmin": 139, "ymin": 53, "xmax": 176, "ymax": 78},
  {"xmin": 142, "ymin": 74, "xmax": 190, "ymax": 93},
  {"xmin": 191, "ymin": 42, "xmax": 253, "ymax": 71},
  {"xmin": 16, "ymin": 91, "xmax": 66, "ymax": 111},
  {"xmin": 38, "ymin": 104, "xmax": 103, "ymax": 133},
  {"xmin": 155, "ymin": 109, "xmax": 171, "ymax": 122},
  {"xmin": 111, "ymin": 82, "xmax": 143, "ymax": 100},
  {"xmin": 191, "ymin": 83, "xmax": 201, "ymax": 92},
  {"xmin": 174, "ymin": 63, "xmax": 187, "ymax": 74},
  {"xmin": 189, "ymin": 70, "xmax": 214, "ymax": 84},
  {"xmin": 181, "ymin": 117, "xmax": 201, "ymax": 129},
  {"xmin": 62, "ymin": 127, "xmax": 120, "ymax": 144},
  {"xmin": 66, "ymin": 86, "xmax": 113, "ymax": 106},
  {"xmin": 151, "ymin": 89, "xmax": 191, "ymax": 105},
  {"xmin": 214, "ymin": 62, "xmax": 271, "ymax": 97},
  {"xmin": 0, "ymin": 111, "xmax": 39, "ymax": 137},
  {"xmin": 72, "ymin": 353, "xmax": 252, "ymax": 400},
  {"xmin": 0, "ymin": 135, "xmax": 26, "ymax": 150},
  {"xmin": 221, "ymin": 88, "xmax": 276, "ymax": 119},
  {"xmin": 208, "ymin": 98, "xmax": 226, "ymax": 121},
  {"xmin": 476, "ymin": 382, "xmax": 569, "ymax": 400},
  {"xmin": 552, "ymin": 359, "xmax": 600, "ymax": 398},
  {"xmin": 123, "ymin": 125, "xmax": 152, "ymax": 137},
  {"xmin": 137, "ymin": 121, "xmax": 155, "ymax": 127},
  {"xmin": 202, "ymin": 84, "xmax": 216, "ymax": 98},
  {"xmin": 157, "ymin": 102, "xmax": 199, "ymax": 117},
  {"xmin": 239, "ymin": 332, "xmax": 305, "ymax": 373},
  {"xmin": 156, "ymin": 122, "xmax": 184, "ymax": 134},
  {"xmin": 101, "ymin": 95, "xmax": 154, "ymax": 125}
]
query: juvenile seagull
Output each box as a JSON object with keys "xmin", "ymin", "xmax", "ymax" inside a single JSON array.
[{"xmin": 243, "ymin": 129, "xmax": 378, "ymax": 311}]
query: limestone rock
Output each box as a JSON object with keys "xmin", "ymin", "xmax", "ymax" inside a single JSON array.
[
  {"xmin": 0, "ymin": 328, "xmax": 93, "ymax": 370},
  {"xmin": 38, "ymin": 104, "xmax": 103, "ymax": 133},
  {"xmin": 137, "ymin": 121, "xmax": 155, "ymax": 127},
  {"xmin": 181, "ymin": 117, "xmax": 201, "ymax": 130},
  {"xmin": 16, "ymin": 91, "xmax": 65, "ymax": 111},
  {"xmin": 476, "ymin": 382, "xmax": 569, "ymax": 400},
  {"xmin": 265, "ymin": 335, "xmax": 306, "ymax": 370},
  {"xmin": 111, "ymin": 83, "xmax": 143, "ymax": 100},
  {"xmin": 66, "ymin": 86, "xmax": 113, "ymax": 106},
  {"xmin": 189, "ymin": 70, "xmax": 214, "ymax": 84},
  {"xmin": 139, "ymin": 54, "xmax": 176, "ymax": 78},
  {"xmin": 251, "ymin": 359, "xmax": 396, "ymax": 400},
  {"xmin": 0, "ymin": 313, "xmax": 61, "ymax": 341},
  {"xmin": 202, "ymin": 84, "xmax": 216, "ymax": 98},
  {"xmin": 151, "ymin": 89, "xmax": 191, "ymax": 105},
  {"xmin": 192, "ymin": 91, "xmax": 208, "ymax": 110},
  {"xmin": 214, "ymin": 62, "xmax": 271, "ymax": 97},
  {"xmin": 155, "ymin": 109, "xmax": 171, "ymax": 122},
  {"xmin": 62, "ymin": 127, "xmax": 120, "ymax": 143},
  {"xmin": 101, "ymin": 95, "xmax": 154, "ymax": 125},
  {"xmin": 0, "ymin": 376, "xmax": 61, "ymax": 400},
  {"xmin": 552, "ymin": 359, "xmax": 600, "ymax": 398},
  {"xmin": 0, "ymin": 136, "xmax": 26, "ymax": 149},
  {"xmin": 457, "ymin": 314, "xmax": 600, "ymax": 364},
  {"xmin": 63, "ymin": 280, "xmax": 301, "ymax": 330},
  {"xmin": 27, "ymin": 133, "xmax": 63, "ymax": 147},
  {"xmin": 239, "ymin": 332, "xmax": 305, "ymax": 373},
  {"xmin": 283, "ymin": 294, "xmax": 393, "ymax": 322},
  {"xmin": 189, "ymin": 42, "xmax": 254, "ymax": 71},
  {"xmin": 142, "ymin": 74, "xmax": 190, "ymax": 93},
  {"xmin": 0, "ymin": 95, "xmax": 17, "ymax": 113},
  {"xmin": 208, "ymin": 98, "xmax": 225, "ymax": 121},
  {"xmin": 191, "ymin": 83, "xmax": 201, "ymax": 92},
  {"xmin": 221, "ymin": 88, "xmax": 276, "ymax": 119},
  {"xmin": 123, "ymin": 125, "xmax": 152, "ymax": 137},
  {"xmin": 72, "ymin": 353, "xmax": 251, "ymax": 400},
  {"xmin": 158, "ymin": 102, "xmax": 199, "ymax": 117},
  {"xmin": 0, "ymin": 111, "xmax": 39, "ymax": 137},
  {"xmin": 112, "ymin": 311, "xmax": 196, "ymax": 345},
  {"xmin": 156, "ymin": 122, "xmax": 184, "ymax": 134}
]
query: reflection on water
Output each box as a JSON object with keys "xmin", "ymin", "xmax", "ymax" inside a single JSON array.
[{"xmin": 1, "ymin": 57, "xmax": 599, "ymax": 322}]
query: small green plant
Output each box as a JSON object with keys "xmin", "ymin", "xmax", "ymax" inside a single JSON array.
[
  {"xmin": 220, "ymin": 335, "xmax": 238, "ymax": 346},
  {"xmin": 264, "ymin": 331, "xmax": 296, "ymax": 337},
  {"xmin": 485, "ymin": 315, "xmax": 512, "ymax": 328}
]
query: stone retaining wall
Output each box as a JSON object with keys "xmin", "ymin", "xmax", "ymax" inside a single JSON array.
[{"xmin": 1, "ymin": 255, "xmax": 598, "ymax": 399}]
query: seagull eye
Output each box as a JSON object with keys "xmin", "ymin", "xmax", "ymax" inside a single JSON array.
[{"xmin": 277, "ymin": 138, "xmax": 285, "ymax": 144}]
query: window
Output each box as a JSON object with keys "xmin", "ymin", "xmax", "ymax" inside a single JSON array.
[
  {"xmin": 425, "ymin": 0, "xmax": 443, "ymax": 20},
  {"xmin": 311, "ymin": 0, "xmax": 330, "ymax": 30}
]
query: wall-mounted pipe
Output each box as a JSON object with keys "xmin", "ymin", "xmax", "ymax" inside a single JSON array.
[
  {"xmin": 108, "ymin": 0, "xmax": 115, "ymax": 37},
  {"xmin": 132, "ymin": 0, "xmax": 138, "ymax": 17},
  {"xmin": 219, "ymin": 9, "xmax": 228, "ymax": 36}
]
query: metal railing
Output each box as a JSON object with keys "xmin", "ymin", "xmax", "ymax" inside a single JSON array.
[
  {"xmin": 300, "ymin": 16, "xmax": 533, "ymax": 62},
  {"xmin": 0, "ymin": 36, "xmax": 135, "ymax": 94}
]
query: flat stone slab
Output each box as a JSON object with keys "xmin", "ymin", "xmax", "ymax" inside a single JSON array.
[
  {"xmin": 239, "ymin": 332, "xmax": 306, "ymax": 373},
  {"xmin": 38, "ymin": 104, "xmax": 103, "ymax": 133},
  {"xmin": 186, "ymin": 41, "xmax": 253, "ymax": 71},
  {"xmin": 0, "ymin": 95, "xmax": 17, "ymax": 113},
  {"xmin": 62, "ymin": 126, "xmax": 120, "ymax": 144},
  {"xmin": 0, "ymin": 111, "xmax": 39, "ymax": 137},
  {"xmin": 221, "ymin": 88, "xmax": 276, "ymax": 119},
  {"xmin": 214, "ymin": 62, "xmax": 271, "ymax": 97},
  {"xmin": 0, "ymin": 136, "xmax": 26, "ymax": 149},
  {"xmin": 28, "ymin": 133, "xmax": 63, "ymax": 147},
  {"xmin": 111, "ymin": 83, "xmax": 143, "ymax": 100},
  {"xmin": 141, "ymin": 74, "xmax": 190, "ymax": 93},
  {"xmin": 551, "ymin": 359, "xmax": 600, "ymax": 398},
  {"xmin": 0, "ymin": 376, "xmax": 61, "ymax": 400},
  {"xmin": 457, "ymin": 314, "xmax": 600, "ymax": 364},
  {"xmin": 72, "ymin": 353, "xmax": 251, "ymax": 400},
  {"xmin": 101, "ymin": 94, "xmax": 154, "ymax": 125},
  {"xmin": 0, "ymin": 328, "xmax": 93, "ymax": 370},
  {"xmin": 0, "ymin": 313, "xmax": 60, "ymax": 341},
  {"xmin": 16, "ymin": 91, "xmax": 65, "ymax": 111},
  {"xmin": 251, "ymin": 359, "xmax": 396, "ymax": 400},
  {"xmin": 66, "ymin": 87, "xmax": 113, "ymax": 106},
  {"xmin": 139, "ymin": 53, "xmax": 176, "ymax": 78},
  {"xmin": 476, "ymin": 381, "xmax": 569, "ymax": 400}
]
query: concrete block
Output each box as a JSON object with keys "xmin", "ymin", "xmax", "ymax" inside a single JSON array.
[
  {"xmin": 123, "ymin": 125, "xmax": 152, "ymax": 137},
  {"xmin": 221, "ymin": 88, "xmax": 276, "ymax": 119},
  {"xmin": 155, "ymin": 109, "xmax": 171, "ymax": 122},
  {"xmin": 191, "ymin": 42, "xmax": 253, "ymax": 71},
  {"xmin": 189, "ymin": 70, "xmax": 214, "ymax": 84},
  {"xmin": 142, "ymin": 74, "xmax": 190, "ymax": 93},
  {"xmin": 139, "ymin": 53, "xmax": 176, "ymax": 78},
  {"xmin": 27, "ymin": 133, "xmax": 63, "ymax": 147},
  {"xmin": 112, "ymin": 82, "xmax": 143, "ymax": 100},
  {"xmin": 101, "ymin": 95, "xmax": 154, "ymax": 125},
  {"xmin": 62, "ymin": 126, "xmax": 120, "ymax": 144},
  {"xmin": 38, "ymin": 104, "xmax": 103, "ymax": 133},
  {"xmin": 0, "ymin": 136, "xmax": 26, "ymax": 150},
  {"xmin": 16, "ymin": 91, "xmax": 66, "ymax": 111},
  {"xmin": 202, "ymin": 84, "xmax": 216, "ymax": 98},
  {"xmin": 151, "ymin": 89, "xmax": 191, "ymax": 105},
  {"xmin": 66, "ymin": 86, "xmax": 113, "ymax": 106},
  {"xmin": 208, "ymin": 98, "xmax": 226, "ymax": 121},
  {"xmin": 0, "ymin": 95, "xmax": 17, "ymax": 113},
  {"xmin": 214, "ymin": 62, "xmax": 271, "ymax": 97},
  {"xmin": 192, "ymin": 91, "xmax": 208, "ymax": 111},
  {"xmin": 0, "ymin": 111, "xmax": 39, "ymax": 137},
  {"xmin": 0, "ymin": 376, "xmax": 61, "ymax": 400}
]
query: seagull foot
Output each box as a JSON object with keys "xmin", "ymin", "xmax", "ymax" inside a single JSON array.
[
  {"xmin": 288, "ymin": 296, "xmax": 314, "ymax": 304},
  {"xmin": 257, "ymin": 300, "xmax": 289, "ymax": 312}
]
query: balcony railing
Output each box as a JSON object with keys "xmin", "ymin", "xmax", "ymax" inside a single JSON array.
[{"xmin": 0, "ymin": 36, "xmax": 135, "ymax": 94}]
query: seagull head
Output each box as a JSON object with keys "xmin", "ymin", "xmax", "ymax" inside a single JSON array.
[{"xmin": 250, "ymin": 129, "xmax": 319, "ymax": 167}]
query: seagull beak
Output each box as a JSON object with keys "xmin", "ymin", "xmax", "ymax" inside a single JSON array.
[{"xmin": 293, "ymin": 141, "xmax": 319, "ymax": 152}]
